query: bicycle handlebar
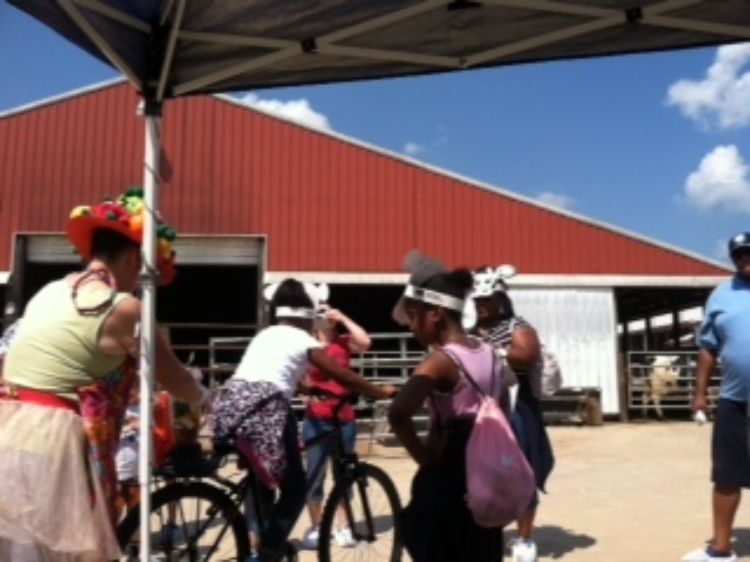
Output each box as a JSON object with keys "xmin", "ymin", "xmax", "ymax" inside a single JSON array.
[{"xmin": 308, "ymin": 387, "xmax": 359, "ymax": 403}]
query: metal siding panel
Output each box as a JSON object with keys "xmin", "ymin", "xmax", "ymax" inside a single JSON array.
[
  {"xmin": 294, "ymin": 129, "xmax": 309, "ymax": 269},
  {"xmin": 479, "ymin": 185, "xmax": 494, "ymax": 265},
  {"xmin": 389, "ymin": 154, "xmax": 409, "ymax": 271},
  {"xmin": 271, "ymin": 113, "xmax": 291, "ymax": 271},
  {"xmin": 209, "ymin": 101, "xmax": 223, "ymax": 235},
  {"xmin": 0, "ymin": 84, "xmax": 731, "ymax": 278},
  {"xmin": 8, "ymin": 117, "xmax": 24, "ymax": 257},
  {"xmin": 18, "ymin": 109, "xmax": 38, "ymax": 230},
  {"xmin": 194, "ymin": 99, "xmax": 210, "ymax": 232},
  {"xmin": 352, "ymin": 144, "xmax": 367, "ymax": 270},
  {"xmin": 341, "ymin": 142, "xmax": 361, "ymax": 270},
  {"xmin": 413, "ymin": 166, "xmax": 426, "ymax": 254},
  {"xmin": 0, "ymin": 119, "xmax": 12, "ymax": 270},
  {"xmin": 254, "ymin": 107, "xmax": 267, "ymax": 234},
  {"xmin": 553, "ymin": 213, "xmax": 567, "ymax": 274},
  {"xmin": 161, "ymin": 98, "xmax": 181, "ymax": 234},
  {"xmin": 231, "ymin": 103, "xmax": 247, "ymax": 233}
]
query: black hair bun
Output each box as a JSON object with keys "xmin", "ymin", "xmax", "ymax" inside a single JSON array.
[
  {"xmin": 403, "ymin": 249, "xmax": 446, "ymax": 286},
  {"xmin": 448, "ymin": 268, "xmax": 474, "ymax": 292}
]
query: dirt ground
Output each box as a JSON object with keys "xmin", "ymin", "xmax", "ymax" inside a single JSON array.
[{"xmin": 290, "ymin": 421, "xmax": 750, "ymax": 561}]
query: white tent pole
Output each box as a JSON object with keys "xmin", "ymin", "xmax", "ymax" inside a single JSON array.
[{"xmin": 138, "ymin": 100, "xmax": 161, "ymax": 562}]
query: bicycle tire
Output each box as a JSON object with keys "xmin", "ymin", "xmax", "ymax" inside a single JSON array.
[
  {"xmin": 117, "ymin": 480, "xmax": 251, "ymax": 561},
  {"xmin": 318, "ymin": 462, "xmax": 402, "ymax": 562}
]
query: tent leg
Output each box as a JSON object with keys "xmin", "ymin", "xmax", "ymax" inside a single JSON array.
[{"xmin": 138, "ymin": 99, "xmax": 162, "ymax": 562}]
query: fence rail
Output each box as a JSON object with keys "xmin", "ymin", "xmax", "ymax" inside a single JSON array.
[{"xmin": 162, "ymin": 327, "xmax": 609, "ymax": 445}]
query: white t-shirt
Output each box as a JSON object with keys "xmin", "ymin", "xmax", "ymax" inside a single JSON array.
[{"xmin": 233, "ymin": 324, "xmax": 322, "ymax": 398}]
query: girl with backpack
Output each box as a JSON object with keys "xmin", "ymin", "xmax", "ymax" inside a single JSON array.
[
  {"xmin": 388, "ymin": 253, "xmax": 509, "ymax": 562},
  {"xmin": 470, "ymin": 266, "xmax": 555, "ymax": 562}
]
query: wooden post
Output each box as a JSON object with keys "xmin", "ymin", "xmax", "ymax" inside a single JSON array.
[
  {"xmin": 618, "ymin": 351, "xmax": 629, "ymax": 422},
  {"xmin": 671, "ymin": 309, "xmax": 681, "ymax": 349}
]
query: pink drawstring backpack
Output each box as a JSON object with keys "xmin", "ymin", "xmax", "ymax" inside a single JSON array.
[{"xmin": 443, "ymin": 347, "xmax": 536, "ymax": 528}]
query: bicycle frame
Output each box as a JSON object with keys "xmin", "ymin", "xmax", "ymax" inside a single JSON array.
[
  {"xmin": 241, "ymin": 394, "xmax": 380, "ymax": 544},
  {"xmin": 120, "ymin": 394, "xmax": 383, "ymax": 560}
]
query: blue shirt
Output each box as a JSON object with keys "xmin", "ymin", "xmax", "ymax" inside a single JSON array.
[{"xmin": 699, "ymin": 276, "xmax": 750, "ymax": 402}]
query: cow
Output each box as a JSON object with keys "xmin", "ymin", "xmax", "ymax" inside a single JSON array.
[{"xmin": 642, "ymin": 355, "xmax": 681, "ymax": 420}]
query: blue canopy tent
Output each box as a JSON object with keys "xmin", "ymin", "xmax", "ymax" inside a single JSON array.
[{"xmin": 8, "ymin": 1, "xmax": 750, "ymax": 559}]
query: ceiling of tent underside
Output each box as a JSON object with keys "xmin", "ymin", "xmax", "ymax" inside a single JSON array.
[{"xmin": 9, "ymin": 0, "xmax": 750, "ymax": 99}]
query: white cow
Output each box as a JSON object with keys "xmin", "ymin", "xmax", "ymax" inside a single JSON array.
[{"xmin": 642, "ymin": 355, "xmax": 681, "ymax": 419}]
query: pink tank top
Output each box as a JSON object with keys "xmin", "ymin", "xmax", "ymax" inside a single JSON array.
[{"xmin": 430, "ymin": 340, "xmax": 502, "ymax": 422}]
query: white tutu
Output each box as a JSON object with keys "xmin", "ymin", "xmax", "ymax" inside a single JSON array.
[{"xmin": 0, "ymin": 401, "xmax": 120, "ymax": 561}]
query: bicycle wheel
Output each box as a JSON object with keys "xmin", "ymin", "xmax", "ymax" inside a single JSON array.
[
  {"xmin": 318, "ymin": 462, "xmax": 402, "ymax": 562},
  {"xmin": 117, "ymin": 481, "xmax": 250, "ymax": 561}
]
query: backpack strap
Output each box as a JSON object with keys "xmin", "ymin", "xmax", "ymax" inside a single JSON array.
[{"xmin": 440, "ymin": 345, "xmax": 497, "ymax": 399}]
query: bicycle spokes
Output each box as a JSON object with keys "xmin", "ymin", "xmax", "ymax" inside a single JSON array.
[{"xmin": 318, "ymin": 463, "xmax": 402, "ymax": 562}]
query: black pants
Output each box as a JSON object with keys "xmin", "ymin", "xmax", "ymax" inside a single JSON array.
[
  {"xmin": 399, "ymin": 421, "xmax": 504, "ymax": 562},
  {"xmin": 261, "ymin": 410, "xmax": 307, "ymax": 554},
  {"xmin": 712, "ymin": 398, "xmax": 750, "ymax": 488}
]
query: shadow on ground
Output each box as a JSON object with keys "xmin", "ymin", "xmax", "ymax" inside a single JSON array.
[
  {"xmin": 730, "ymin": 528, "xmax": 750, "ymax": 556},
  {"xmin": 692, "ymin": 528, "xmax": 750, "ymax": 557},
  {"xmin": 510, "ymin": 525, "xmax": 596, "ymax": 560}
]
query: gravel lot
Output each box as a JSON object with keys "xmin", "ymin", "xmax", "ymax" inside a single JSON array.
[{"xmin": 290, "ymin": 422, "xmax": 750, "ymax": 561}]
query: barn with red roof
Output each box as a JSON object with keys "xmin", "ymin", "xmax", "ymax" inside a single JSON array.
[{"xmin": 0, "ymin": 80, "xmax": 730, "ymax": 414}]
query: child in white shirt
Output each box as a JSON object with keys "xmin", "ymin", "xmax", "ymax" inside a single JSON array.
[{"xmin": 212, "ymin": 278, "xmax": 396, "ymax": 562}]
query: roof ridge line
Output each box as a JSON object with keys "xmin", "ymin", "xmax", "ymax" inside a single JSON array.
[{"xmin": 0, "ymin": 77, "xmax": 126, "ymax": 118}]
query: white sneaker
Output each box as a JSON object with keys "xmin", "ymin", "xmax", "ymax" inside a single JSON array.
[
  {"xmin": 302, "ymin": 526, "xmax": 320, "ymax": 549},
  {"xmin": 510, "ymin": 539, "xmax": 538, "ymax": 562},
  {"xmin": 682, "ymin": 548, "xmax": 737, "ymax": 561},
  {"xmin": 333, "ymin": 526, "xmax": 356, "ymax": 548}
]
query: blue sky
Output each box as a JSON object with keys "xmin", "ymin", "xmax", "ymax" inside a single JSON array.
[{"xmin": 1, "ymin": 4, "xmax": 748, "ymax": 265}]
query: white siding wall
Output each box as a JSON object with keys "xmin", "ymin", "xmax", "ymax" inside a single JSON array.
[{"xmin": 512, "ymin": 288, "xmax": 619, "ymax": 414}]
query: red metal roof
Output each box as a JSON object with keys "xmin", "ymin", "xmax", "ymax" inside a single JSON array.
[{"xmin": 0, "ymin": 81, "xmax": 729, "ymax": 277}]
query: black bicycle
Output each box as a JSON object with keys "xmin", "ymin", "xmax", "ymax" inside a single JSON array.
[{"xmin": 117, "ymin": 392, "xmax": 403, "ymax": 562}]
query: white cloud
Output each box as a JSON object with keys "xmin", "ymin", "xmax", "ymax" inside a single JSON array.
[
  {"xmin": 238, "ymin": 93, "xmax": 332, "ymax": 131},
  {"xmin": 536, "ymin": 191, "xmax": 574, "ymax": 210},
  {"xmin": 666, "ymin": 43, "xmax": 750, "ymax": 130},
  {"xmin": 402, "ymin": 128, "xmax": 449, "ymax": 157},
  {"xmin": 684, "ymin": 144, "xmax": 750, "ymax": 213},
  {"xmin": 403, "ymin": 141, "xmax": 426, "ymax": 156}
]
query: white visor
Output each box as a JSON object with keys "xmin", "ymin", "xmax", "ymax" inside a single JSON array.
[
  {"xmin": 392, "ymin": 284, "xmax": 466, "ymax": 326},
  {"xmin": 275, "ymin": 306, "xmax": 317, "ymax": 319}
]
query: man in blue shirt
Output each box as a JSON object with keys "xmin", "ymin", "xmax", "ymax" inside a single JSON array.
[{"xmin": 683, "ymin": 233, "xmax": 750, "ymax": 562}]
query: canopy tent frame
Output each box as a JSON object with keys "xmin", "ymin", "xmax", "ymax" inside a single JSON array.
[
  {"xmin": 8, "ymin": 1, "xmax": 749, "ymax": 560},
  {"xmin": 51, "ymin": 0, "xmax": 750, "ymax": 99}
]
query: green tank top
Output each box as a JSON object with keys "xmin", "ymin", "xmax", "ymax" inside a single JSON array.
[{"xmin": 4, "ymin": 279, "xmax": 130, "ymax": 401}]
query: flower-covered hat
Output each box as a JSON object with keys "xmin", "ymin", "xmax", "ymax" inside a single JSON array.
[{"xmin": 66, "ymin": 187, "xmax": 177, "ymax": 285}]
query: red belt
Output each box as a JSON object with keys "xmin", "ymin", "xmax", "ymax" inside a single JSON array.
[{"xmin": 1, "ymin": 386, "xmax": 80, "ymax": 414}]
